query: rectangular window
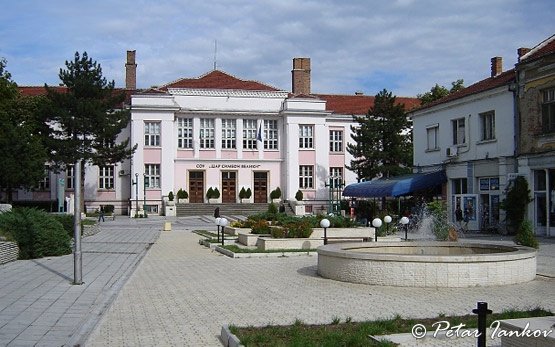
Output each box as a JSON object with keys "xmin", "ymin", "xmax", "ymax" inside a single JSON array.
[
  {"xmin": 144, "ymin": 122, "xmax": 161, "ymax": 147},
  {"xmin": 199, "ymin": 118, "xmax": 215, "ymax": 149},
  {"xmin": 243, "ymin": 119, "xmax": 257, "ymax": 150},
  {"xmin": 452, "ymin": 178, "xmax": 468, "ymax": 194},
  {"xmin": 144, "ymin": 164, "xmax": 160, "ymax": 188},
  {"xmin": 299, "ymin": 165, "xmax": 313, "ymax": 189},
  {"xmin": 264, "ymin": 120, "xmax": 278, "ymax": 150},
  {"xmin": 66, "ymin": 165, "xmax": 74, "ymax": 190},
  {"xmin": 426, "ymin": 125, "xmax": 439, "ymax": 150},
  {"xmin": 542, "ymin": 88, "xmax": 555, "ymax": 133},
  {"xmin": 452, "ymin": 118, "xmax": 466, "ymax": 145},
  {"xmin": 329, "ymin": 167, "xmax": 343, "ymax": 188},
  {"xmin": 299, "ymin": 125, "xmax": 314, "ymax": 149},
  {"xmin": 329, "ymin": 130, "xmax": 343, "ymax": 152},
  {"xmin": 99, "ymin": 166, "xmax": 114, "ymax": 190},
  {"xmin": 38, "ymin": 166, "xmax": 50, "ymax": 190},
  {"xmin": 177, "ymin": 118, "xmax": 193, "ymax": 149},
  {"xmin": 480, "ymin": 111, "xmax": 495, "ymax": 141},
  {"xmin": 221, "ymin": 119, "xmax": 236, "ymax": 149}
]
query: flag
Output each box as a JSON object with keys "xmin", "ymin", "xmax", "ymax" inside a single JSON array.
[{"xmin": 256, "ymin": 122, "xmax": 263, "ymax": 142}]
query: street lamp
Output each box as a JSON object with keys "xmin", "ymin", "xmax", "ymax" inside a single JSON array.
[
  {"xmin": 320, "ymin": 218, "xmax": 330, "ymax": 245},
  {"xmin": 384, "ymin": 215, "xmax": 392, "ymax": 235},
  {"xmin": 400, "ymin": 216, "xmax": 410, "ymax": 240},
  {"xmin": 220, "ymin": 217, "xmax": 228, "ymax": 246},
  {"xmin": 372, "ymin": 218, "xmax": 382, "ymax": 242},
  {"xmin": 143, "ymin": 173, "xmax": 147, "ymax": 213},
  {"xmin": 133, "ymin": 173, "xmax": 139, "ymax": 217},
  {"xmin": 215, "ymin": 217, "xmax": 222, "ymax": 243}
]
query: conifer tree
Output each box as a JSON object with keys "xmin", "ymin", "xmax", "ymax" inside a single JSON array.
[{"xmin": 346, "ymin": 89, "xmax": 412, "ymax": 181}]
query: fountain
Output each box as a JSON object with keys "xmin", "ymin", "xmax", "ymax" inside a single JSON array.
[{"xmin": 317, "ymin": 241, "xmax": 536, "ymax": 287}]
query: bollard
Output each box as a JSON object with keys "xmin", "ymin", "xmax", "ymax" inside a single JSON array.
[
  {"xmin": 472, "ymin": 301, "xmax": 492, "ymax": 347},
  {"xmin": 164, "ymin": 222, "xmax": 172, "ymax": 231}
]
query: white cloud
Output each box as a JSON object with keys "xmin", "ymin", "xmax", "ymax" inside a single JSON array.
[{"xmin": 0, "ymin": 0, "xmax": 552, "ymax": 96}]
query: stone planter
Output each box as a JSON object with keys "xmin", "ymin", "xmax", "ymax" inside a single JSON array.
[
  {"xmin": 223, "ymin": 226, "xmax": 251, "ymax": 236},
  {"xmin": 177, "ymin": 198, "xmax": 189, "ymax": 204},
  {"xmin": 309, "ymin": 227, "xmax": 374, "ymax": 239},
  {"xmin": 238, "ymin": 233, "xmax": 259, "ymax": 246},
  {"xmin": 257, "ymin": 237, "xmax": 323, "ymax": 250}
]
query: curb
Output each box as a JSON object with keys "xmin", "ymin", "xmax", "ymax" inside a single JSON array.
[
  {"xmin": 214, "ymin": 245, "xmax": 316, "ymax": 258},
  {"xmin": 220, "ymin": 325, "xmax": 243, "ymax": 347}
]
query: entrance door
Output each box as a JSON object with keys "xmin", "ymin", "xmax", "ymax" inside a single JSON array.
[
  {"xmin": 253, "ymin": 172, "xmax": 267, "ymax": 203},
  {"xmin": 189, "ymin": 171, "xmax": 204, "ymax": 203},
  {"xmin": 222, "ymin": 171, "xmax": 237, "ymax": 203}
]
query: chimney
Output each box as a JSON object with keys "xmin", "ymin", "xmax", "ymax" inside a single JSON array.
[
  {"xmin": 517, "ymin": 47, "xmax": 531, "ymax": 62},
  {"xmin": 292, "ymin": 57, "xmax": 311, "ymax": 95},
  {"xmin": 491, "ymin": 57, "xmax": 502, "ymax": 77},
  {"xmin": 125, "ymin": 50, "xmax": 137, "ymax": 90}
]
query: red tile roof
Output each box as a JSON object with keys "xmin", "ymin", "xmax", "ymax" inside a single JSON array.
[
  {"xmin": 410, "ymin": 69, "xmax": 515, "ymax": 112},
  {"xmin": 520, "ymin": 34, "xmax": 555, "ymax": 62},
  {"xmin": 159, "ymin": 70, "xmax": 279, "ymax": 91},
  {"xmin": 18, "ymin": 85, "xmax": 67, "ymax": 96},
  {"xmin": 317, "ymin": 94, "xmax": 420, "ymax": 116}
]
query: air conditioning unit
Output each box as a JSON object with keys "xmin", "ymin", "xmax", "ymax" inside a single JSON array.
[
  {"xmin": 118, "ymin": 169, "xmax": 127, "ymax": 176},
  {"xmin": 446, "ymin": 146, "xmax": 458, "ymax": 157}
]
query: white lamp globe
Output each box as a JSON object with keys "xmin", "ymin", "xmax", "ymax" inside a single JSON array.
[
  {"xmin": 372, "ymin": 218, "xmax": 382, "ymax": 228},
  {"xmin": 320, "ymin": 218, "xmax": 331, "ymax": 228},
  {"xmin": 400, "ymin": 216, "xmax": 410, "ymax": 225},
  {"xmin": 215, "ymin": 217, "xmax": 222, "ymax": 226},
  {"xmin": 384, "ymin": 215, "xmax": 392, "ymax": 223},
  {"xmin": 220, "ymin": 217, "xmax": 229, "ymax": 227}
]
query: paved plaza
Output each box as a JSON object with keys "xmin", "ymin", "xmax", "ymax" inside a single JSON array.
[{"xmin": 0, "ymin": 216, "xmax": 554, "ymax": 346}]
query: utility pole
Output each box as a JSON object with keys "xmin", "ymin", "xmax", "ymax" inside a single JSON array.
[{"xmin": 73, "ymin": 159, "xmax": 83, "ymax": 285}]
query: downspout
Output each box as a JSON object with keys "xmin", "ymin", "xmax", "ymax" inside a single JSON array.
[{"xmin": 546, "ymin": 169, "xmax": 550, "ymax": 237}]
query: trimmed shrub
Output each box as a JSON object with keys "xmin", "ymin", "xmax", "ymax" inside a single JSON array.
[
  {"xmin": 515, "ymin": 219, "xmax": 539, "ymax": 249},
  {"xmin": 177, "ymin": 188, "xmax": 188, "ymax": 200},
  {"xmin": 251, "ymin": 219, "xmax": 271, "ymax": 234},
  {"xmin": 267, "ymin": 202, "xmax": 278, "ymax": 215},
  {"xmin": 206, "ymin": 187, "xmax": 214, "ymax": 200},
  {"xmin": 295, "ymin": 190, "xmax": 303, "ymax": 201},
  {"xmin": 245, "ymin": 188, "xmax": 252, "ymax": 199},
  {"xmin": 270, "ymin": 226, "xmax": 286, "ymax": 238},
  {"xmin": 0, "ymin": 208, "xmax": 71, "ymax": 259},
  {"xmin": 270, "ymin": 187, "xmax": 282, "ymax": 200},
  {"xmin": 168, "ymin": 191, "xmax": 174, "ymax": 201},
  {"xmin": 239, "ymin": 187, "xmax": 246, "ymax": 200},
  {"xmin": 213, "ymin": 188, "xmax": 220, "ymax": 199},
  {"xmin": 283, "ymin": 219, "xmax": 312, "ymax": 238},
  {"xmin": 104, "ymin": 205, "xmax": 115, "ymax": 214}
]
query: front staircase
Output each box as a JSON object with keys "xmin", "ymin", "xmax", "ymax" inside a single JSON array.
[{"xmin": 175, "ymin": 203, "xmax": 272, "ymax": 217}]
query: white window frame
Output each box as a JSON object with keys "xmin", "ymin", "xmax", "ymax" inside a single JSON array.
[
  {"xmin": 144, "ymin": 121, "xmax": 161, "ymax": 147},
  {"xmin": 177, "ymin": 117, "xmax": 193, "ymax": 149},
  {"xmin": 243, "ymin": 119, "xmax": 258, "ymax": 150},
  {"xmin": 144, "ymin": 164, "xmax": 160, "ymax": 189},
  {"xmin": 299, "ymin": 165, "xmax": 314, "ymax": 189},
  {"xmin": 264, "ymin": 120, "xmax": 278, "ymax": 150},
  {"xmin": 480, "ymin": 111, "xmax": 495, "ymax": 141},
  {"xmin": 329, "ymin": 130, "xmax": 343, "ymax": 152},
  {"xmin": 221, "ymin": 119, "xmax": 236, "ymax": 149},
  {"xmin": 329, "ymin": 167, "xmax": 343, "ymax": 188},
  {"xmin": 38, "ymin": 166, "xmax": 50, "ymax": 190},
  {"xmin": 98, "ymin": 166, "xmax": 114, "ymax": 190},
  {"xmin": 452, "ymin": 118, "xmax": 466, "ymax": 145},
  {"xmin": 542, "ymin": 88, "xmax": 555, "ymax": 133},
  {"xmin": 299, "ymin": 125, "xmax": 314, "ymax": 149},
  {"xmin": 66, "ymin": 165, "xmax": 74, "ymax": 190},
  {"xmin": 199, "ymin": 118, "xmax": 215, "ymax": 149},
  {"xmin": 426, "ymin": 124, "xmax": 439, "ymax": 151}
]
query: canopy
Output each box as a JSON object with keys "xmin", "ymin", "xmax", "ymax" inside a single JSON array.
[{"xmin": 342, "ymin": 170, "xmax": 447, "ymax": 198}]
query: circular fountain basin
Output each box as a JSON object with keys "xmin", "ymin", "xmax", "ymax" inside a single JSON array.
[{"xmin": 317, "ymin": 242, "xmax": 537, "ymax": 287}]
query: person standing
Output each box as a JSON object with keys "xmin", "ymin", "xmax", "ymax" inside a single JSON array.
[{"xmin": 98, "ymin": 205, "xmax": 105, "ymax": 222}]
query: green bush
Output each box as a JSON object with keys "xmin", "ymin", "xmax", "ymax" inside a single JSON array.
[
  {"xmin": 295, "ymin": 190, "xmax": 303, "ymax": 201},
  {"xmin": 283, "ymin": 219, "xmax": 312, "ymax": 238},
  {"xmin": 501, "ymin": 176, "xmax": 533, "ymax": 233},
  {"xmin": 270, "ymin": 187, "xmax": 282, "ymax": 200},
  {"xmin": 514, "ymin": 219, "xmax": 539, "ymax": 249},
  {"xmin": 206, "ymin": 187, "xmax": 214, "ymax": 200},
  {"xmin": 51, "ymin": 214, "xmax": 75, "ymax": 238},
  {"xmin": 0, "ymin": 208, "xmax": 71, "ymax": 259},
  {"xmin": 239, "ymin": 187, "xmax": 246, "ymax": 200},
  {"xmin": 251, "ymin": 219, "xmax": 271, "ymax": 234},
  {"xmin": 177, "ymin": 188, "xmax": 188, "ymax": 199},
  {"xmin": 268, "ymin": 202, "xmax": 278, "ymax": 215},
  {"xmin": 270, "ymin": 226, "xmax": 286, "ymax": 238},
  {"xmin": 168, "ymin": 191, "xmax": 174, "ymax": 201},
  {"xmin": 213, "ymin": 188, "xmax": 220, "ymax": 199},
  {"xmin": 427, "ymin": 200, "xmax": 449, "ymax": 241},
  {"xmin": 103, "ymin": 204, "xmax": 115, "ymax": 214}
]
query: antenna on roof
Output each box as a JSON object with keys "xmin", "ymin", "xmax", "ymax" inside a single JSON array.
[{"xmin": 213, "ymin": 39, "xmax": 217, "ymax": 70}]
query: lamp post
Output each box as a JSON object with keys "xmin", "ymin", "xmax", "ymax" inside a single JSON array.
[
  {"xmin": 320, "ymin": 218, "xmax": 330, "ymax": 245},
  {"xmin": 384, "ymin": 215, "xmax": 392, "ymax": 235},
  {"xmin": 372, "ymin": 218, "xmax": 382, "ymax": 242},
  {"xmin": 215, "ymin": 217, "xmax": 222, "ymax": 243},
  {"xmin": 400, "ymin": 216, "xmax": 410, "ymax": 240},
  {"xmin": 134, "ymin": 173, "xmax": 139, "ymax": 217},
  {"xmin": 220, "ymin": 217, "xmax": 228, "ymax": 246},
  {"xmin": 143, "ymin": 173, "xmax": 147, "ymax": 213}
]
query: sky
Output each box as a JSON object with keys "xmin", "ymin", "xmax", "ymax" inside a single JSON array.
[{"xmin": 0, "ymin": 0, "xmax": 553, "ymax": 97}]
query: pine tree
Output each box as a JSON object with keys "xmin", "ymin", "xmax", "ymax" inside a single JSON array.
[
  {"xmin": 41, "ymin": 52, "xmax": 136, "ymax": 207},
  {"xmin": 346, "ymin": 89, "xmax": 412, "ymax": 181}
]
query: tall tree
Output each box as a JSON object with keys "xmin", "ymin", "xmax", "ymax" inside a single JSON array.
[
  {"xmin": 417, "ymin": 79, "xmax": 465, "ymax": 105},
  {"xmin": 346, "ymin": 89, "xmax": 412, "ymax": 181},
  {"xmin": 0, "ymin": 58, "xmax": 47, "ymax": 202},
  {"xmin": 41, "ymin": 52, "xmax": 136, "ymax": 206}
]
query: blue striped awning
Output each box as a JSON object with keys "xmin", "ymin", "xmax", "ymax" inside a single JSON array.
[{"xmin": 342, "ymin": 170, "xmax": 447, "ymax": 198}]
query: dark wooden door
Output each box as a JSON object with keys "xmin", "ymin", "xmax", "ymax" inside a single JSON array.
[
  {"xmin": 222, "ymin": 171, "xmax": 236, "ymax": 203},
  {"xmin": 253, "ymin": 172, "xmax": 267, "ymax": 203},
  {"xmin": 189, "ymin": 171, "xmax": 204, "ymax": 203}
]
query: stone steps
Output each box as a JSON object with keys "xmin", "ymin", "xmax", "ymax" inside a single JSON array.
[{"xmin": 175, "ymin": 203, "xmax": 271, "ymax": 217}]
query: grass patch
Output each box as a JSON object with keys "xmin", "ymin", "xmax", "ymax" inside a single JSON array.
[
  {"xmin": 232, "ymin": 308, "xmax": 553, "ymax": 346},
  {"xmin": 193, "ymin": 230, "xmax": 218, "ymax": 238},
  {"xmin": 222, "ymin": 244, "xmax": 316, "ymax": 254}
]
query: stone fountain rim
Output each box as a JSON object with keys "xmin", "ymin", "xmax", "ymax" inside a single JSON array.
[{"xmin": 317, "ymin": 241, "xmax": 537, "ymax": 263}]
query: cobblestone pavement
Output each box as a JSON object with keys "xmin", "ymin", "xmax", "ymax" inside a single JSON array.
[
  {"xmin": 0, "ymin": 217, "xmax": 160, "ymax": 347},
  {"xmin": 86, "ymin": 218, "xmax": 555, "ymax": 347}
]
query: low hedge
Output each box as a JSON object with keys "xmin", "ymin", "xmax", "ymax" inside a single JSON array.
[{"xmin": 0, "ymin": 208, "xmax": 72, "ymax": 259}]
